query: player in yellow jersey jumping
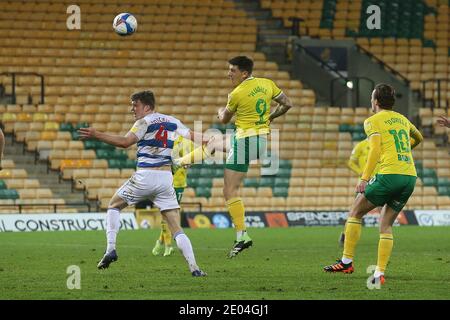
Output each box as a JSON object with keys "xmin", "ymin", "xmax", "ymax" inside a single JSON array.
[
  {"xmin": 338, "ymin": 139, "xmax": 381, "ymax": 246},
  {"xmin": 174, "ymin": 56, "xmax": 294, "ymax": 258},
  {"xmin": 324, "ymin": 84, "xmax": 423, "ymax": 285},
  {"xmin": 217, "ymin": 56, "xmax": 294, "ymax": 258},
  {"xmin": 152, "ymin": 136, "xmax": 193, "ymax": 257}
]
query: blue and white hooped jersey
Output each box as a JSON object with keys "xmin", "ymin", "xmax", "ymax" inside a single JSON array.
[{"xmin": 129, "ymin": 112, "xmax": 190, "ymax": 168}]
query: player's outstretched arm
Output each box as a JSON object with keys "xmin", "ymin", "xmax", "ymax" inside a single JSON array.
[
  {"xmin": 269, "ymin": 93, "xmax": 293, "ymax": 122},
  {"xmin": 437, "ymin": 116, "xmax": 450, "ymax": 128},
  {"xmin": 78, "ymin": 127, "xmax": 138, "ymax": 149}
]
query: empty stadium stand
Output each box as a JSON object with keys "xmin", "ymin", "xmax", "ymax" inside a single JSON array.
[{"xmin": 1, "ymin": 0, "xmax": 449, "ymax": 213}]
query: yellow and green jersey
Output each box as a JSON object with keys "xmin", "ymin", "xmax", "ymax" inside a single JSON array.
[
  {"xmin": 226, "ymin": 77, "xmax": 282, "ymax": 139},
  {"xmin": 349, "ymin": 139, "xmax": 380, "ymax": 177},
  {"xmin": 171, "ymin": 136, "xmax": 194, "ymax": 188},
  {"xmin": 364, "ymin": 110, "xmax": 418, "ymax": 177}
]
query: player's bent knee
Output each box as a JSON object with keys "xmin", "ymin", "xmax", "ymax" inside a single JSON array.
[{"xmin": 108, "ymin": 194, "xmax": 128, "ymax": 210}]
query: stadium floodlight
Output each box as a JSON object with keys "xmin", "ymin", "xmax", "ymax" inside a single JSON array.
[{"xmin": 346, "ymin": 80, "xmax": 354, "ymax": 89}]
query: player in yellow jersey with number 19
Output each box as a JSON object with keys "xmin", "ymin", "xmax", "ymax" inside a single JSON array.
[{"xmin": 323, "ymin": 84, "xmax": 423, "ymax": 286}]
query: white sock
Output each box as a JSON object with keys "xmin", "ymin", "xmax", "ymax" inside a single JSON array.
[
  {"xmin": 106, "ymin": 208, "xmax": 120, "ymax": 253},
  {"xmin": 341, "ymin": 257, "xmax": 352, "ymax": 264},
  {"xmin": 236, "ymin": 230, "xmax": 246, "ymax": 240},
  {"xmin": 374, "ymin": 268, "xmax": 384, "ymax": 278},
  {"xmin": 174, "ymin": 231, "xmax": 199, "ymax": 272}
]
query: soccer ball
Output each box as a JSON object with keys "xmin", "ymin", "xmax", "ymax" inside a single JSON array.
[{"xmin": 113, "ymin": 13, "xmax": 137, "ymax": 36}]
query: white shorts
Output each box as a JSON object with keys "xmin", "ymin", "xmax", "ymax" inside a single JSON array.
[{"xmin": 116, "ymin": 170, "xmax": 180, "ymax": 211}]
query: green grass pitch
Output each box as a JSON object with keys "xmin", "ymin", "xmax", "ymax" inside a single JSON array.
[{"xmin": 0, "ymin": 226, "xmax": 449, "ymax": 300}]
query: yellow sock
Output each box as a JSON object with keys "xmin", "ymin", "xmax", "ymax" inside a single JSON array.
[
  {"xmin": 377, "ymin": 233, "xmax": 393, "ymax": 273},
  {"xmin": 177, "ymin": 146, "xmax": 209, "ymax": 166},
  {"xmin": 343, "ymin": 217, "xmax": 362, "ymax": 260},
  {"xmin": 158, "ymin": 224, "xmax": 164, "ymax": 242},
  {"xmin": 161, "ymin": 220, "xmax": 172, "ymax": 246},
  {"xmin": 226, "ymin": 197, "xmax": 246, "ymax": 231}
]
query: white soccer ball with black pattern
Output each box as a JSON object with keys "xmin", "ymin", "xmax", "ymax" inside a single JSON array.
[{"xmin": 113, "ymin": 13, "xmax": 137, "ymax": 36}]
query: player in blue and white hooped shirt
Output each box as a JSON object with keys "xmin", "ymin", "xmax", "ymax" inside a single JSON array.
[{"xmin": 78, "ymin": 90, "xmax": 207, "ymax": 277}]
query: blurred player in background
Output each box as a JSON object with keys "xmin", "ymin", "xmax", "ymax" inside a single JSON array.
[
  {"xmin": 152, "ymin": 136, "xmax": 193, "ymax": 257},
  {"xmin": 338, "ymin": 138, "xmax": 381, "ymax": 246},
  {"xmin": 78, "ymin": 90, "xmax": 207, "ymax": 277},
  {"xmin": 0, "ymin": 127, "xmax": 4, "ymax": 171},
  {"xmin": 323, "ymin": 84, "xmax": 423, "ymax": 285}
]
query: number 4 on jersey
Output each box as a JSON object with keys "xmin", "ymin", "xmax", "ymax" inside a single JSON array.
[{"xmin": 155, "ymin": 125, "xmax": 168, "ymax": 148}]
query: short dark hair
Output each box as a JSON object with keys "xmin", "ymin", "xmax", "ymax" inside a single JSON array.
[
  {"xmin": 228, "ymin": 56, "xmax": 253, "ymax": 74},
  {"xmin": 373, "ymin": 84, "xmax": 395, "ymax": 109},
  {"xmin": 131, "ymin": 90, "xmax": 155, "ymax": 109}
]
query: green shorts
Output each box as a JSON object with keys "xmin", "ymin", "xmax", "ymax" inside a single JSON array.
[
  {"xmin": 225, "ymin": 134, "xmax": 267, "ymax": 173},
  {"xmin": 174, "ymin": 187, "xmax": 184, "ymax": 204},
  {"xmin": 364, "ymin": 174, "xmax": 417, "ymax": 212}
]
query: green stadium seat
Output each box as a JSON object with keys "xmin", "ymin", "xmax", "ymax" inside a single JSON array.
[
  {"xmin": 188, "ymin": 167, "xmax": 202, "ymax": 178},
  {"xmin": 98, "ymin": 142, "xmax": 115, "ymax": 150},
  {"xmin": 111, "ymin": 150, "xmax": 128, "ymax": 160},
  {"xmin": 259, "ymin": 177, "xmax": 275, "ymax": 188},
  {"xmin": 84, "ymin": 140, "xmax": 97, "ymax": 150},
  {"xmin": 199, "ymin": 167, "xmax": 215, "ymax": 177},
  {"xmin": 187, "ymin": 177, "xmax": 199, "ymax": 187},
  {"xmin": 438, "ymin": 178, "xmax": 450, "ymax": 187},
  {"xmin": 438, "ymin": 186, "xmax": 450, "ymax": 196},
  {"xmin": 107, "ymin": 159, "xmax": 122, "ymax": 168},
  {"xmin": 273, "ymin": 187, "xmax": 289, "ymax": 197},
  {"xmin": 422, "ymin": 168, "xmax": 437, "ymax": 178},
  {"xmin": 213, "ymin": 168, "xmax": 223, "ymax": 177},
  {"xmin": 422, "ymin": 177, "xmax": 437, "ymax": 187},
  {"xmin": 123, "ymin": 159, "xmax": 136, "ymax": 169},
  {"xmin": 0, "ymin": 189, "xmax": 19, "ymax": 200},
  {"xmin": 60, "ymin": 123, "xmax": 74, "ymax": 132},
  {"xmin": 279, "ymin": 160, "xmax": 292, "ymax": 168},
  {"xmin": 274, "ymin": 178, "xmax": 290, "ymax": 188},
  {"xmin": 244, "ymin": 178, "xmax": 259, "ymax": 188},
  {"xmin": 197, "ymin": 177, "xmax": 213, "ymax": 188},
  {"xmin": 0, "ymin": 180, "xmax": 6, "ymax": 189},
  {"xmin": 339, "ymin": 124, "xmax": 352, "ymax": 133},
  {"xmin": 75, "ymin": 122, "xmax": 89, "ymax": 130},
  {"xmin": 352, "ymin": 124, "xmax": 364, "ymax": 133},
  {"xmin": 415, "ymin": 160, "xmax": 423, "ymax": 169},
  {"xmin": 96, "ymin": 149, "xmax": 113, "ymax": 159},
  {"xmin": 71, "ymin": 131, "xmax": 80, "ymax": 140},
  {"xmin": 352, "ymin": 132, "xmax": 366, "ymax": 141},
  {"xmin": 276, "ymin": 168, "xmax": 291, "ymax": 177},
  {"xmin": 196, "ymin": 187, "xmax": 211, "ymax": 198}
]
